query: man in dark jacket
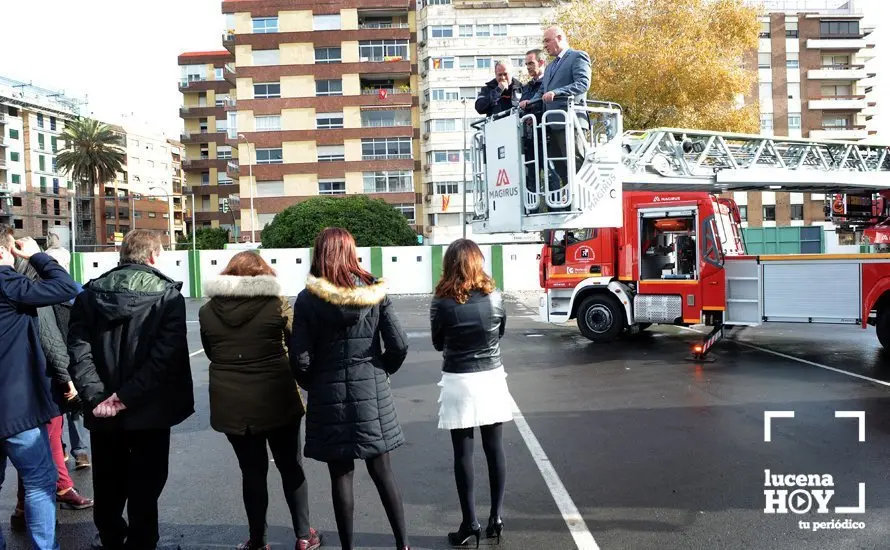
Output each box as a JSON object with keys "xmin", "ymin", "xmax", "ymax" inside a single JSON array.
[
  {"xmin": 68, "ymin": 229, "xmax": 195, "ymax": 550},
  {"xmin": 0, "ymin": 224, "xmax": 78, "ymax": 550},
  {"xmin": 474, "ymin": 61, "xmax": 523, "ymax": 117}
]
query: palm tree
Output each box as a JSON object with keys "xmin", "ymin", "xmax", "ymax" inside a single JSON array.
[{"xmin": 56, "ymin": 118, "xmax": 125, "ymax": 246}]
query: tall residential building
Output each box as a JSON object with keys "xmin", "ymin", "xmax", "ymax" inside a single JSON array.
[
  {"xmin": 0, "ymin": 76, "xmax": 83, "ymax": 247},
  {"xmin": 98, "ymin": 124, "xmax": 187, "ymax": 248},
  {"xmin": 417, "ymin": 0, "xmax": 554, "ymax": 245},
  {"xmin": 219, "ymin": 0, "xmax": 422, "ymax": 242},
  {"xmin": 178, "ymin": 50, "xmax": 238, "ymax": 237},
  {"xmin": 730, "ymin": 0, "xmax": 878, "ymax": 231}
]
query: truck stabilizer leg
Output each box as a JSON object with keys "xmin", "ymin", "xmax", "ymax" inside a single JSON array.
[{"xmin": 688, "ymin": 323, "xmax": 724, "ymax": 362}]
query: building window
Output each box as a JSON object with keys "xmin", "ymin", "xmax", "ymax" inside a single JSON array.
[
  {"xmin": 363, "ymin": 171, "xmax": 413, "ymax": 193},
  {"xmin": 50, "ymin": 117, "xmax": 57, "ymax": 131},
  {"xmin": 475, "ymin": 25, "xmax": 491, "ymax": 37},
  {"xmin": 738, "ymin": 205, "xmax": 748, "ymax": 221},
  {"xmin": 37, "ymin": 113, "xmax": 44, "ymax": 128},
  {"xmin": 786, "ymin": 21, "xmax": 799, "ymax": 38},
  {"xmin": 316, "ymin": 112, "xmax": 344, "ymax": 129},
  {"xmin": 820, "ymin": 20, "xmax": 859, "ymax": 37},
  {"xmin": 394, "ymin": 203, "xmax": 416, "ymax": 224},
  {"xmin": 788, "ymin": 114, "xmax": 801, "ymax": 129},
  {"xmin": 427, "ymin": 150, "xmax": 463, "ymax": 163},
  {"xmin": 493, "ymin": 24, "xmax": 507, "ymax": 36},
  {"xmin": 252, "ymin": 17, "xmax": 278, "ymax": 33},
  {"xmin": 476, "ymin": 58, "xmax": 492, "ymax": 69},
  {"xmin": 763, "ymin": 205, "xmax": 776, "ymax": 221},
  {"xmin": 255, "ymin": 115, "xmax": 282, "ymax": 131},
  {"xmin": 313, "ymin": 14, "xmax": 341, "ymax": 30},
  {"xmin": 11, "ymin": 174, "xmax": 21, "ymax": 185},
  {"xmin": 316, "ymin": 79, "xmax": 343, "ymax": 96},
  {"xmin": 431, "ymin": 57, "xmax": 454, "ymax": 70},
  {"xmin": 459, "ymin": 25, "xmax": 473, "ymax": 37},
  {"xmin": 790, "ymin": 204, "xmax": 803, "ymax": 220},
  {"xmin": 315, "ymin": 47, "xmax": 342, "ymax": 64},
  {"xmin": 430, "ymin": 89, "xmax": 459, "ymax": 101},
  {"xmin": 361, "ymin": 137, "xmax": 412, "ymax": 160},
  {"xmin": 431, "ymin": 25, "xmax": 453, "ymax": 38},
  {"xmin": 459, "ymin": 56, "xmax": 474, "ymax": 69},
  {"xmin": 255, "ymin": 181, "xmax": 284, "ymax": 197},
  {"xmin": 759, "ymin": 20, "xmax": 770, "ymax": 38},
  {"xmin": 317, "ymin": 145, "xmax": 345, "ymax": 162},
  {"xmin": 217, "ymin": 146, "xmax": 233, "ymax": 159},
  {"xmin": 319, "ymin": 180, "xmax": 346, "ymax": 195},
  {"xmin": 427, "ymin": 119, "xmax": 458, "ymax": 132},
  {"xmin": 359, "ymin": 40, "xmax": 409, "ymax": 62},
  {"xmin": 821, "ymin": 84, "xmax": 851, "ymax": 98},
  {"xmin": 39, "ymin": 155, "xmax": 46, "ymax": 172},
  {"xmin": 9, "ymin": 129, "xmax": 19, "ymax": 140},
  {"xmin": 252, "ymin": 49, "xmax": 280, "ymax": 66},
  {"xmin": 254, "ymin": 83, "xmax": 281, "ymax": 98},
  {"xmin": 10, "ymin": 152, "xmax": 20, "ymax": 163},
  {"xmin": 436, "ymin": 181, "xmax": 460, "ymax": 194},
  {"xmin": 255, "ymin": 148, "xmax": 283, "ymax": 164},
  {"xmin": 758, "ymin": 53, "xmax": 771, "ymax": 69},
  {"xmin": 786, "ymin": 52, "xmax": 799, "ymax": 69}
]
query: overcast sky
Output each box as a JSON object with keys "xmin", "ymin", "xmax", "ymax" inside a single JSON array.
[{"xmin": 0, "ymin": 0, "xmax": 886, "ymax": 141}]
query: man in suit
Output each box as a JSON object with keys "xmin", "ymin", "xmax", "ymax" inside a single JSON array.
[
  {"xmin": 520, "ymin": 26, "xmax": 592, "ymax": 210},
  {"xmin": 520, "ymin": 49, "xmax": 554, "ymax": 210}
]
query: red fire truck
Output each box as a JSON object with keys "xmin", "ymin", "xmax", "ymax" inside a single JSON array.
[{"xmin": 467, "ymin": 102, "xmax": 890, "ymax": 358}]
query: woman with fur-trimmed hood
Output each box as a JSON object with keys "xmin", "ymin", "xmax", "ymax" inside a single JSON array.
[
  {"xmin": 291, "ymin": 227, "xmax": 411, "ymax": 550},
  {"xmin": 199, "ymin": 251, "xmax": 321, "ymax": 550}
]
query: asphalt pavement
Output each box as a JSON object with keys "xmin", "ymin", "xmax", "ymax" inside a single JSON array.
[{"xmin": 3, "ymin": 294, "xmax": 890, "ymax": 549}]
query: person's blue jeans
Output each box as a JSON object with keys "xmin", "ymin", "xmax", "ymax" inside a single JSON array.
[
  {"xmin": 0, "ymin": 425, "xmax": 60, "ymax": 550},
  {"xmin": 66, "ymin": 411, "xmax": 88, "ymax": 457}
]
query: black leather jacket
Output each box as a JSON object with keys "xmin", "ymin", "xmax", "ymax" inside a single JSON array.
[{"xmin": 430, "ymin": 290, "xmax": 506, "ymax": 374}]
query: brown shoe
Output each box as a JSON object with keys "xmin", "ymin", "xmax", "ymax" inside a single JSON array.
[
  {"xmin": 58, "ymin": 487, "xmax": 94, "ymax": 509},
  {"xmin": 75, "ymin": 454, "xmax": 91, "ymax": 469},
  {"xmin": 297, "ymin": 528, "xmax": 322, "ymax": 550}
]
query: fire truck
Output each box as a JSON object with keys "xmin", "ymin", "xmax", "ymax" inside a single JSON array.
[{"xmin": 467, "ymin": 100, "xmax": 890, "ymax": 358}]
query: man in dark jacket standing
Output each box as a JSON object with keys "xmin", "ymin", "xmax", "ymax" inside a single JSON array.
[
  {"xmin": 474, "ymin": 61, "xmax": 523, "ymax": 117},
  {"xmin": 0, "ymin": 223, "xmax": 78, "ymax": 550},
  {"xmin": 68, "ymin": 229, "xmax": 195, "ymax": 550}
]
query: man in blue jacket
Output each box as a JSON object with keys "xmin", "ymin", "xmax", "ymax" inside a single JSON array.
[{"xmin": 0, "ymin": 223, "xmax": 79, "ymax": 550}]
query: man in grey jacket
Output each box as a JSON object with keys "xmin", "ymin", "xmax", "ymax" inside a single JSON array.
[{"xmin": 520, "ymin": 26, "xmax": 592, "ymax": 210}]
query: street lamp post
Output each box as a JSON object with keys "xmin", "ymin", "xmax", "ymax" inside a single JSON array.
[
  {"xmin": 462, "ymin": 98, "xmax": 469, "ymax": 240},
  {"xmin": 238, "ymin": 134, "xmax": 254, "ymax": 244}
]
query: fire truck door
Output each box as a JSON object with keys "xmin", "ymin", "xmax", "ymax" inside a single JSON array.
[{"xmin": 700, "ymin": 215, "xmax": 727, "ymax": 317}]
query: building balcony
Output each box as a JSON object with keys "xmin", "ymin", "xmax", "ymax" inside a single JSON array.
[
  {"xmin": 808, "ymin": 96, "xmax": 867, "ymax": 110},
  {"xmin": 0, "ymin": 158, "xmax": 6, "ymax": 169},
  {"xmin": 181, "ymin": 131, "xmax": 229, "ymax": 144},
  {"xmin": 179, "ymin": 78, "xmax": 232, "ymax": 93},
  {"xmin": 425, "ymin": 193, "xmax": 469, "ymax": 214},
  {"xmin": 809, "ymin": 127, "xmax": 869, "ymax": 140},
  {"xmin": 806, "ymin": 38, "xmax": 868, "ymax": 49},
  {"xmin": 223, "ymin": 31, "xmax": 236, "ymax": 54},
  {"xmin": 0, "ymin": 113, "xmax": 6, "ymax": 124},
  {"xmin": 808, "ymin": 65, "xmax": 868, "ymax": 80},
  {"xmin": 179, "ymin": 105, "xmax": 224, "ymax": 118},
  {"xmin": 226, "ymin": 161, "xmax": 240, "ymax": 179},
  {"xmin": 224, "ymin": 63, "xmax": 237, "ymax": 85},
  {"xmin": 0, "ymin": 136, "xmax": 5, "ymax": 147},
  {"xmin": 182, "ymin": 158, "xmax": 228, "ymax": 171}
]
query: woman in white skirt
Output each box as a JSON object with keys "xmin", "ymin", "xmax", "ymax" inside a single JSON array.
[{"xmin": 430, "ymin": 238, "xmax": 513, "ymax": 548}]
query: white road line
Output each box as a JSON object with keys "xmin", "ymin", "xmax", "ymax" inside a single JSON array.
[
  {"xmin": 509, "ymin": 396, "xmax": 600, "ymax": 550},
  {"xmin": 189, "ymin": 348, "xmax": 205, "ymax": 358},
  {"xmin": 680, "ymin": 327, "xmax": 890, "ymax": 389}
]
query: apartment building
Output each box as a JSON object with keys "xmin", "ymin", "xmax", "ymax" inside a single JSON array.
[
  {"xmin": 178, "ymin": 50, "xmax": 239, "ymax": 238},
  {"xmin": 417, "ymin": 0, "xmax": 553, "ymax": 244},
  {"xmin": 98, "ymin": 124, "xmax": 188, "ymax": 248},
  {"xmin": 731, "ymin": 0, "xmax": 878, "ymax": 230},
  {"xmin": 219, "ymin": 0, "xmax": 422, "ymax": 242},
  {"xmin": 0, "ymin": 76, "xmax": 82, "ymax": 246}
]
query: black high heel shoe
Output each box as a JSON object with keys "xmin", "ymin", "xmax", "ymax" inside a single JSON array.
[
  {"xmin": 447, "ymin": 522, "xmax": 481, "ymax": 548},
  {"xmin": 486, "ymin": 516, "xmax": 504, "ymax": 543}
]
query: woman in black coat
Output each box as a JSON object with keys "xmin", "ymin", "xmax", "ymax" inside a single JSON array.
[{"xmin": 290, "ymin": 227, "xmax": 411, "ymax": 550}]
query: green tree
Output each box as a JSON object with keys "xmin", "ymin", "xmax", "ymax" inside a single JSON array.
[
  {"xmin": 177, "ymin": 227, "xmax": 230, "ymax": 250},
  {"xmin": 261, "ymin": 195, "xmax": 418, "ymax": 248},
  {"xmin": 549, "ymin": 0, "xmax": 760, "ymax": 133},
  {"xmin": 56, "ymin": 118, "xmax": 126, "ymax": 197}
]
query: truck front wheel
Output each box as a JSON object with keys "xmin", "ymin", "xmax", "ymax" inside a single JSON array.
[
  {"xmin": 877, "ymin": 307, "xmax": 890, "ymax": 350},
  {"xmin": 577, "ymin": 294, "xmax": 624, "ymax": 343}
]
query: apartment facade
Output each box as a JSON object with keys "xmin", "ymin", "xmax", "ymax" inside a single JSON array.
[
  {"xmin": 731, "ymin": 0, "xmax": 878, "ymax": 230},
  {"xmin": 417, "ymin": 0, "xmax": 553, "ymax": 244},
  {"xmin": 178, "ymin": 50, "xmax": 239, "ymax": 238},
  {"xmin": 0, "ymin": 76, "xmax": 81, "ymax": 246},
  {"xmin": 220, "ymin": 0, "xmax": 422, "ymax": 242}
]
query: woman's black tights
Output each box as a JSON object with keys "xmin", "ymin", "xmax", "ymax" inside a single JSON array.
[
  {"xmin": 328, "ymin": 452, "xmax": 408, "ymax": 549},
  {"xmin": 450, "ymin": 422, "xmax": 506, "ymax": 528}
]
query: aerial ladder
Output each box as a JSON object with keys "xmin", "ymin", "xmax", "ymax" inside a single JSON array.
[{"xmin": 468, "ymin": 100, "xmax": 890, "ymax": 235}]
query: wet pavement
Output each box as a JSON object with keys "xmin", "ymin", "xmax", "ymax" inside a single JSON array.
[{"xmin": 3, "ymin": 295, "xmax": 890, "ymax": 549}]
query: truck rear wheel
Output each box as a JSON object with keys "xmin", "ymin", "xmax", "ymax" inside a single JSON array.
[
  {"xmin": 577, "ymin": 294, "xmax": 624, "ymax": 343},
  {"xmin": 877, "ymin": 307, "xmax": 890, "ymax": 350}
]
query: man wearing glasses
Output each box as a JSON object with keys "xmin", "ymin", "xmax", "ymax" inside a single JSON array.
[{"xmin": 474, "ymin": 61, "xmax": 523, "ymax": 117}]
